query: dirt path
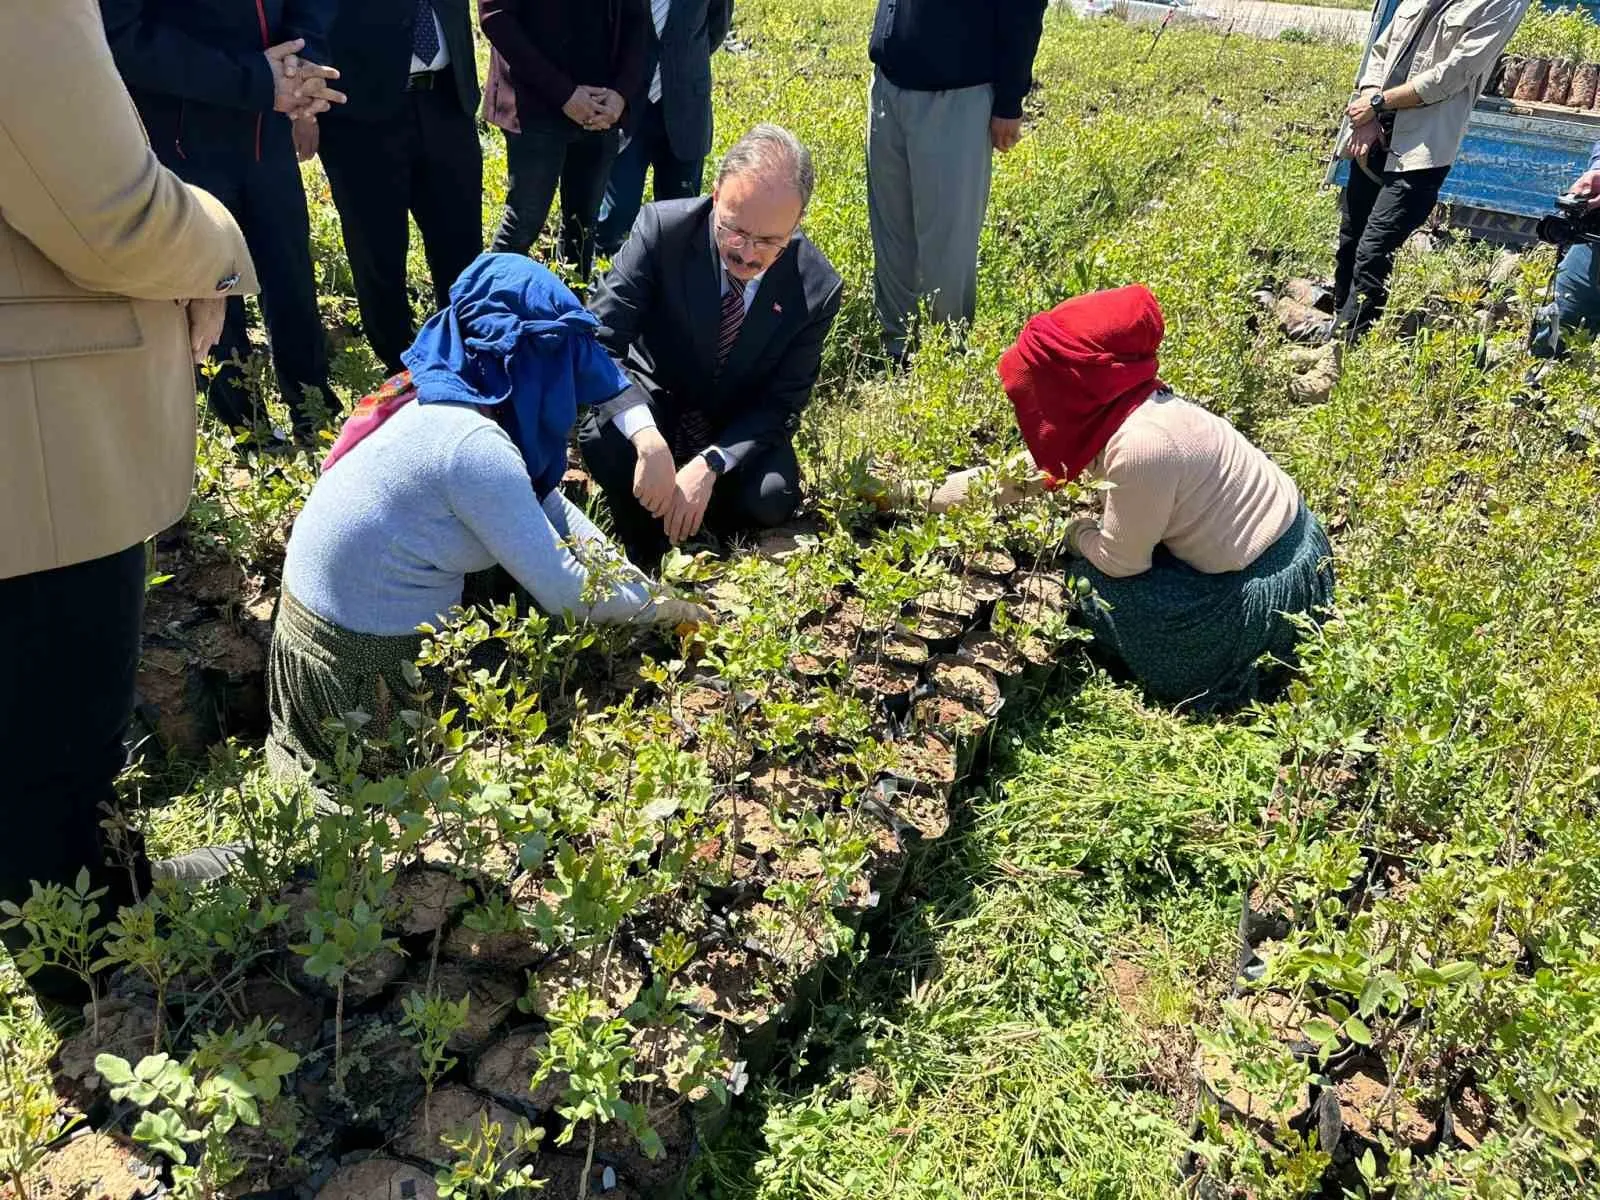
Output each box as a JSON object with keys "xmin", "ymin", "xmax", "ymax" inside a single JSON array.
[
  {"xmin": 1205, "ymin": 0, "xmax": 1370, "ymax": 43},
  {"xmin": 1108, "ymin": 0, "xmax": 1371, "ymax": 44}
]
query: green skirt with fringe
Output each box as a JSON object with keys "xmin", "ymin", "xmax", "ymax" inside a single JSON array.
[{"xmin": 265, "ymin": 591, "xmax": 427, "ymax": 778}]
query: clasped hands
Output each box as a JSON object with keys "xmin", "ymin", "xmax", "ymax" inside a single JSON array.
[
  {"xmin": 631, "ymin": 429, "xmax": 717, "ymax": 545},
  {"xmin": 563, "ymin": 86, "xmax": 626, "ymax": 132},
  {"xmin": 1340, "ymin": 89, "xmax": 1384, "ymax": 160},
  {"xmin": 267, "ymin": 38, "xmax": 346, "ymax": 121}
]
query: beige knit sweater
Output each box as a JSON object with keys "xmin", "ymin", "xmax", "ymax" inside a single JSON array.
[{"xmin": 1069, "ymin": 393, "xmax": 1300, "ymax": 578}]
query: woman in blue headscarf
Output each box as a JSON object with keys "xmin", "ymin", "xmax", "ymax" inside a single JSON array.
[{"xmin": 267, "ymin": 255, "xmax": 709, "ymax": 777}]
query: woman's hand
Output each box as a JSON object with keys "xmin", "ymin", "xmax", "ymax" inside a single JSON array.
[{"xmin": 654, "ymin": 597, "xmax": 714, "ymax": 629}]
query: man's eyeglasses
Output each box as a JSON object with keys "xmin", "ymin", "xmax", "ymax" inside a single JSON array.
[{"xmin": 714, "ymin": 216, "xmax": 795, "ymax": 254}]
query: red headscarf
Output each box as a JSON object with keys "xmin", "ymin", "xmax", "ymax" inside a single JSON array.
[{"xmin": 997, "ymin": 284, "xmax": 1166, "ymax": 485}]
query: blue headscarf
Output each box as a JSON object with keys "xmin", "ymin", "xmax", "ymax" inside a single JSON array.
[{"xmin": 400, "ymin": 254, "xmax": 630, "ymax": 498}]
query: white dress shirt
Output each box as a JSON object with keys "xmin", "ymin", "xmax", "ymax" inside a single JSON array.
[
  {"xmin": 610, "ymin": 226, "xmax": 768, "ymax": 468},
  {"xmin": 410, "ymin": 9, "xmax": 450, "ymax": 74}
]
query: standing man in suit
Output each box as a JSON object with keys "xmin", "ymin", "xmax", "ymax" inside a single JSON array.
[
  {"xmin": 99, "ymin": 0, "xmax": 346, "ymax": 439},
  {"xmin": 298, "ymin": 0, "xmax": 484, "ymax": 376},
  {"xmin": 595, "ymin": 0, "xmax": 734, "ymax": 257},
  {"xmin": 2, "ymin": 0, "xmax": 256, "ymax": 1001},
  {"xmin": 480, "ymin": 0, "xmax": 650, "ymax": 286},
  {"xmin": 578, "ymin": 124, "xmax": 843, "ymax": 571},
  {"xmin": 866, "ymin": 0, "xmax": 1046, "ymax": 365}
]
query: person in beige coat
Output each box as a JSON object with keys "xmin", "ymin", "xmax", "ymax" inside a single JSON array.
[{"xmin": 0, "ymin": 0, "xmax": 258, "ymax": 1003}]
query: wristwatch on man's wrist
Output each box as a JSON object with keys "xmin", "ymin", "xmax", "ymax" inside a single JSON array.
[
  {"xmin": 700, "ymin": 447, "xmax": 729, "ymax": 476},
  {"xmin": 1369, "ymin": 91, "xmax": 1388, "ymax": 114}
]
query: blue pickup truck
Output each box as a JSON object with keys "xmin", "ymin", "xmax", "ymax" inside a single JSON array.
[{"xmin": 1330, "ymin": 0, "xmax": 1600, "ymax": 243}]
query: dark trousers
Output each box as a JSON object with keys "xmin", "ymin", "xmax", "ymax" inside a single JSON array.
[
  {"xmin": 1333, "ymin": 147, "xmax": 1450, "ymax": 342},
  {"xmin": 491, "ymin": 119, "xmax": 621, "ymax": 285},
  {"xmin": 320, "ymin": 85, "xmax": 485, "ymax": 375},
  {"xmin": 176, "ymin": 147, "xmax": 338, "ymax": 435},
  {"xmin": 0, "ymin": 545, "xmax": 151, "ymax": 1000},
  {"xmin": 578, "ymin": 404, "xmax": 801, "ymax": 572},
  {"xmin": 596, "ymin": 99, "xmax": 706, "ymax": 255}
]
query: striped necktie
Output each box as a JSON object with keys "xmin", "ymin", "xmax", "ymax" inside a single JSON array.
[{"xmin": 716, "ymin": 273, "xmax": 747, "ymax": 372}]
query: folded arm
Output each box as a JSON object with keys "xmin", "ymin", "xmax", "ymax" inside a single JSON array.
[
  {"xmin": 478, "ymin": 0, "xmax": 578, "ymax": 113},
  {"xmin": 282, "ymin": 0, "xmax": 335, "ymax": 66},
  {"xmin": 99, "ymin": 0, "xmax": 278, "ymax": 111}
]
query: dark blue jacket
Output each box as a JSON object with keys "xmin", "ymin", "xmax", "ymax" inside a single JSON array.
[
  {"xmin": 868, "ymin": 0, "xmax": 1047, "ymax": 120},
  {"xmin": 100, "ymin": 0, "xmax": 334, "ymax": 164},
  {"xmin": 322, "ymin": 0, "xmax": 479, "ymax": 124}
]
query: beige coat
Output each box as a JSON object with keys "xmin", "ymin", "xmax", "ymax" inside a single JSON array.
[
  {"xmin": 0, "ymin": 0, "xmax": 258, "ymax": 581},
  {"xmin": 1356, "ymin": 0, "xmax": 1531, "ymax": 171}
]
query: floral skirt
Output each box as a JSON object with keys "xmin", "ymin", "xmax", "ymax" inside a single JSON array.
[{"xmin": 1070, "ymin": 501, "xmax": 1335, "ymax": 714}]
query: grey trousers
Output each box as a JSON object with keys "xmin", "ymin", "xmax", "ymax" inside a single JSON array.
[{"xmin": 866, "ymin": 70, "xmax": 995, "ymax": 358}]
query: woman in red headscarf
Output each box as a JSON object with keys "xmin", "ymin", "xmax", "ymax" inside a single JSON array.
[{"xmin": 936, "ymin": 285, "xmax": 1334, "ymax": 711}]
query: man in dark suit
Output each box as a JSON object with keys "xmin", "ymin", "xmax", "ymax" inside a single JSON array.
[
  {"xmin": 579, "ymin": 124, "xmax": 842, "ymax": 571},
  {"xmin": 298, "ymin": 0, "xmax": 483, "ymax": 375},
  {"xmin": 596, "ymin": 0, "xmax": 734, "ymax": 256},
  {"xmin": 100, "ymin": 0, "xmax": 347, "ymax": 439}
]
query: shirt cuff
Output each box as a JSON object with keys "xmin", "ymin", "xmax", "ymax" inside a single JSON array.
[{"xmin": 613, "ymin": 405, "xmax": 659, "ymax": 440}]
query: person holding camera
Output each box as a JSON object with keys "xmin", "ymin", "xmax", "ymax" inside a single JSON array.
[
  {"xmin": 1290, "ymin": 0, "xmax": 1527, "ymax": 400},
  {"xmin": 1530, "ymin": 148, "xmax": 1600, "ymax": 359}
]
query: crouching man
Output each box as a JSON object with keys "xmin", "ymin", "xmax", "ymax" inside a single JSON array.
[{"xmin": 578, "ymin": 124, "xmax": 844, "ymax": 571}]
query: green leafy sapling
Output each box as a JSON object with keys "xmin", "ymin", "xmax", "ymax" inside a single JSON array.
[
  {"xmin": 534, "ymin": 990, "xmax": 647, "ymax": 1200},
  {"xmin": 0, "ymin": 869, "xmax": 108, "ymax": 1037},
  {"xmin": 400, "ymin": 989, "xmax": 470, "ymax": 1136},
  {"xmin": 96, "ymin": 896, "xmax": 181, "ymax": 1053},
  {"xmin": 95, "ymin": 1019, "xmax": 298, "ymax": 1200},
  {"xmin": 435, "ymin": 1114, "xmax": 545, "ymax": 1200},
  {"xmin": 0, "ymin": 1023, "xmax": 79, "ymax": 1200}
]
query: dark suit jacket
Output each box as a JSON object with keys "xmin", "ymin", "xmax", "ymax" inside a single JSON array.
[
  {"xmin": 647, "ymin": 0, "xmax": 733, "ymax": 162},
  {"xmin": 479, "ymin": 0, "xmax": 649, "ymax": 134},
  {"xmin": 590, "ymin": 196, "xmax": 843, "ymax": 464},
  {"xmin": 100, "ymin": 0, "xmax": 334, "ymax": 162},
  {"xmin": 322, "ymin": 0, "xmax": 479, "ymax": 123}
]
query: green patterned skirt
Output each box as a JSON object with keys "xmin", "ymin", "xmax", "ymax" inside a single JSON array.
[
  {"xmin": 265, "ymin": 591, "xmax": 428, "ymax": 778},
  {"xmin": 1071, "ymin": 501, "xmax": 1335, "ymax": 714}
]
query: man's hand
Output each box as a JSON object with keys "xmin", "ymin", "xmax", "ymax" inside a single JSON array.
[
  {"xmin": 184, "ymin": 298, "xmax": 227, "ymax": 365},
  {"xmin": 1342, "ymin": 119, "xmax": 1383, "ymax": 161},
  {"xmin": 664, "ymin": 455, "xmax": 718, "ymax": 543},
  {"xmin": 630, "ymin": 427, "xmax": 677, "ymax": 518},
  {"xmin": 1574, "ymin": 167, "xmax": 1600, "ymax": 208},
  {"xmin": 990, "ymin": 116, "xmax": 1024, "ymax": 153},
  {"xmin": 1346, "ymin": 90, "xmax": 1381, "ymax": 127},
  {"xmin": 590, "ymin": 87, "xmax": 626, "ymax": 128},
  {"xmin": 293, "ymin": 117, "xmax": 320, "ymax": 162},
  {"xmin": 266, "ymin": 41, "xmax": 345, "ymax": 119},
  {"xmin": 563, "ymin": 88, "xmax": 607, "ymax": 128}
]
